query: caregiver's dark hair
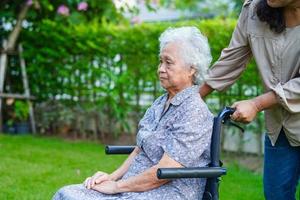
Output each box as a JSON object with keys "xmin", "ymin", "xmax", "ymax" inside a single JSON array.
[{"xmin": 256, "ymin": 0, "xmax": 286, "ymax": 33}]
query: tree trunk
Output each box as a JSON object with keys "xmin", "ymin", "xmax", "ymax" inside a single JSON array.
[{"xmin": 7, "ymin": 3, "xmax": 31, "ymax": 50}]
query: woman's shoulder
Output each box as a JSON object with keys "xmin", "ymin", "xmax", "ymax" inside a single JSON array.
[
  {"xmin": 180, "ymin": 88, "xmax": 213, "ymax": 117},
  {"xmin": 241, "ymin": 0, "xmax": 259, "ymax": 20},
  {"xmin": 241, "ymin": 0, "xmax": 272, "ymax": 37}
]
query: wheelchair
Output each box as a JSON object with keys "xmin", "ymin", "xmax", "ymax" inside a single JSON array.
[{"xmin": 105, "ymin": 107, "xmax": 244, "ymax": 200}]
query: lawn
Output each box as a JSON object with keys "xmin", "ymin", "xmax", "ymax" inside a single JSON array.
[{"xmin": 0, "ymin": 134, "xmax": 298, "ymax": 200}]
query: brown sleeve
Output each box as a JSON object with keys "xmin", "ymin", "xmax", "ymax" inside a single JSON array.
[
  {"xmin": 271, "ymin": 76, "xmax": 300, "ymax": 113},
  {"xmin": 205, "ymin": 4, "xmax": 252, "ymax": 91}
]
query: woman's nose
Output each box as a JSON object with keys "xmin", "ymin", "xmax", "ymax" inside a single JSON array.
[{"xmin": 158, "ymin": 63, "xmax": 166, "ymax": 72}]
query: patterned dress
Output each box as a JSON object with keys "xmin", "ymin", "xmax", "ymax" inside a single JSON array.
[{"xmin": 52, "ymin": 85, "xmax": 214, "ymax": 200}]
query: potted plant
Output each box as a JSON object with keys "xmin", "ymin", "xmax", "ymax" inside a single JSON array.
[
  {"xmin": 3, "ymin": 98, "xmax": 16, "ymax": 134},
  {"xmin": 3, "ymin": 119, "xmax": 16, "ymax": 134},
  {"xmin": 14, "ymin": 100, "xmax": 30, "ymax": 134}
]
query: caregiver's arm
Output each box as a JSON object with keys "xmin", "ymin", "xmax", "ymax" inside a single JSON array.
[
  {"xmin": 92, "ymin": 153, "xmax": 182, "ymax": 194},
  {"xmin": 204, "ymin": 4, "xmax": 252, "ymax": 93},
  {"xmin": 85, "ymin": 147, "xmax": 140, "ymax": 189},
  {"xmin": 231, "ymin": 91, "xmax": 278, "ymax": 123},
  {"xmin": 201, "ymin": 81, "xmax": 279, "ymax": 108},
  {"xmin": 200, "ymin": 82, "xmax": 214, "ymax": 98},
  {"xmin": 200, "ymin": 82, "xmax": 278, "ymax": 123}
]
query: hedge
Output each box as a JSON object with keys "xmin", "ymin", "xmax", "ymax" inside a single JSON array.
[{"xmin": 5, "ymin": 18, "xmax": 263, "ymax": 137}]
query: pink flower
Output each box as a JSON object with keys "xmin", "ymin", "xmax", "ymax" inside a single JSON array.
[
  {"xmin": 26, "ymin": 0, "xmax": 33, "ymax": 6},
  {"xmin": 57, "ymin": 5, "xmax": 70, "ymax": 16},
  {"xmin": 130, "ymin": 16, "xmax": 142, "ymax": 24},
  {"xmin": 77, "ymin": 2, "xmax": 88, "ymax": 11}
]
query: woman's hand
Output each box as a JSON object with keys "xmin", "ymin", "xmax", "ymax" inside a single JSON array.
[
  {"xmin": 83, "ymin": 171, "xmax": 112, "ymax": 189},
  {"xmin": 92, "ymin": 180, "xmax": 119, "ymax": 194},
  {"xmin": 231, "ymin": 99, "xmax": 259, "ymax": 123}
]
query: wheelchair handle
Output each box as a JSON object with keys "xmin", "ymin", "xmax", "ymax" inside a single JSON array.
[
  {"xmin": 210, "ymin": 106, "xmax": 237, "ymax": 167},
  {"xmin": 217, "ymin": 106, "xmax": 235, "ymax": 121}
]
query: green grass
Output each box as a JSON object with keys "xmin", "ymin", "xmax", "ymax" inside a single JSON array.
[
  {"xmin": 0, "ymin": 134, "xmax": 126, "ymax": 200},
  {"xmin": 220, "ymin": 164, "xmax": 263, "ymax": 200},
  {"xmin": 0, "ymin": 134, "xmax": 299, "ymax": 200}
]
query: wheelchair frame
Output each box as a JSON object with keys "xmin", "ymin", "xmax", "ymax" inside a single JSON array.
[{"xmin": 105, "ymin": 107, "xmax": 242, "ymax": 200}]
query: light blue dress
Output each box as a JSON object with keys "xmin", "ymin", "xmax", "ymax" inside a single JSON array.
[{"xmin": 53, "ymin": 85, "xmax": 214, "ymax": 200}]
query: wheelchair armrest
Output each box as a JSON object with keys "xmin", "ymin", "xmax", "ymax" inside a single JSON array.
[
  {"xmin": 105, "ymin": 145, "xmax": 136, "ymax": 154},
  {"xmin": 157, "ymin": 167, "xmax": 226, "ymax": 179}
]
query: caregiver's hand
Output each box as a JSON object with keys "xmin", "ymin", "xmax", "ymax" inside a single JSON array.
[
  {"xmin": 84, "ymin": 171, "xmax": 112, "ymax": 189},
  {"xmin": 92, "ymin": 180, "xmax": 119, "ymax": 194},
  {"xmin": 231, "ymin": 99, "xmax": 259, "ymax": 123}
]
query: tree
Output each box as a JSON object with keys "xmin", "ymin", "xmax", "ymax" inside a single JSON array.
[
  {"xmin": 0, "ymin": 0, "xmax": 122, "ymax": 133},
  {"xmin": 0, "ymin": 0, "xmax": 120, "ymax": 51}
]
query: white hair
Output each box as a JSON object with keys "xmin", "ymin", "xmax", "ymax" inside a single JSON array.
[{"xmin": 159, "ymin": 26, "xmax": 212, "ymax": 85}]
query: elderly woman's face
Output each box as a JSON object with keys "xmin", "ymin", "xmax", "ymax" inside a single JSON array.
[{"xmin": 158, "ymin": 43, "xmax": 195, "ymax": 93}]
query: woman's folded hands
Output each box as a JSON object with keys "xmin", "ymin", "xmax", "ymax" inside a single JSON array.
[
  {"xmin": 84, "ymin": 171, "xmax": 114, "ymax": 189},
  {"xmin": 91, "ymin": 180, "xmax": 120, "ymax": 194}
]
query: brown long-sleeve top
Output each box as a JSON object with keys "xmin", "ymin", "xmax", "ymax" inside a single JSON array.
[{"xmin": 205, "ymin": 0, "xmax": 300, "ymax": 146}]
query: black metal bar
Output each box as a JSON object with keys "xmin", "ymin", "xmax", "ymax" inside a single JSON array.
[
  {"xmin": 210, "ymin": 117, "xmax": 222, "ymax": 167},
  {"xmin": 105, "ymin": 145, "xmax": 135, "ymax": 154},
  {"xmin": 211, "ymin": 107, "xmax": 235, "ymax": 167},
  {"xmin": 157, "ymin": 167, "xmax": 226, "ymax": 179},
  {"xmin": 157, "ymin": 107, "xmax": 235, "ymax": 200},
  {"xmin": 209, "ymin": 107, "xmax": 235, "ymax": 200}
]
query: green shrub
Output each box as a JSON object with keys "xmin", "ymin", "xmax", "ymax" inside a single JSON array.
[
  {"xmin": 14, "ymin": 100, "xmax": 29, "ymax": 122},
  {"xmin": 12, "ymin": 18, "xmax": 262, "ymax": 136}
]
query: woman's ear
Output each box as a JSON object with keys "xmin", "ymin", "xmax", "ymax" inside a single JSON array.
[{"xmin": 189, "ymin": 67, "xmax": 196, "ymax": 77}]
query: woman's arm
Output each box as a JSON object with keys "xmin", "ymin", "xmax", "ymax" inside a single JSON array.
[
  {"xmin": 92, "ymin": 153, "xmax": 183, "ymax": 194},
  {"xmin": 200, "ymin": 81, "xmax": 278, "ymax": 123},
  {"xmin": 199, "ymin": 82, "xmax": 214, "ymax": 98},
  {"xmin": 205, "ymin": 4, "xmax": 252, "ymax": 92},
  {"xmin": 231, "ymin": 91, "xmax": 278, "ymax": 123},
  {"xmin": 109, "ymin": 147, "xmax": 141, "ymax": 181},
  {"xmin": 116, "ymin": 153, "xmax": 182, "ymax": 192},
  {"xmin": 92, "ymin": 97, "xmax": 212, "ymax": 194}
]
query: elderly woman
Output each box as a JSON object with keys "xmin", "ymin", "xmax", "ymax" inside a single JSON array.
[{"xmin": 53, "ymin": 26, "xmax": 213, "ymax": 200}]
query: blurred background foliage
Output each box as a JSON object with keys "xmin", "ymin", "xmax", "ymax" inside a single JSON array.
[{"xmin": 0, "ymin": 0, "xmax": 263, "ymax": 149}]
